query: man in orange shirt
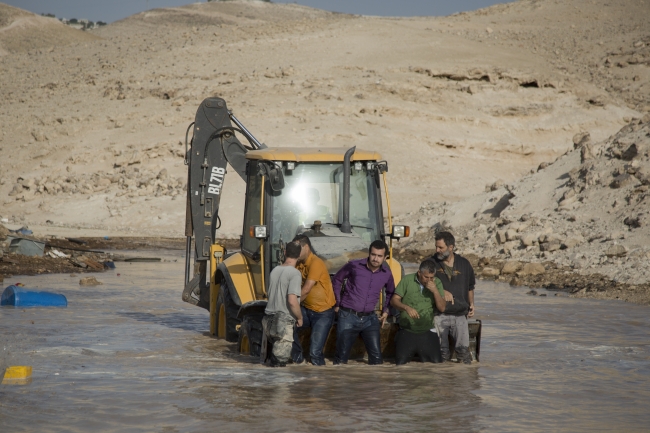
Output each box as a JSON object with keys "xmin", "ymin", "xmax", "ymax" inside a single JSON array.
[{"xmin": 291, "ymin": 235, "xmax": 336, "ymax": 365}]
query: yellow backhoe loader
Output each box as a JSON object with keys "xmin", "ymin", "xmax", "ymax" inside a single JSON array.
[{"xmin": 180, "ymin": 97, "xmax": 481, "ymax": 362}]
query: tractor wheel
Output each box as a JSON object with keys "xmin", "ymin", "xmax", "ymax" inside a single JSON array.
[
  {"xmin": 238, "ymin": 314, "xmax": 264, "ymax": 357},
  {"xmin": 215, "ymin": 280, "xmax": 241, "ymax": 342}
]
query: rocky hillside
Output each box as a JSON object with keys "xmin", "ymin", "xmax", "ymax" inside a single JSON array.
[
  {"xmin": 446, "ymin": 0, "xmax": 650, "ymax": 112},
  {"xmin": 399, "ymin": 114, "xmax": 650, "ymax": 290}
]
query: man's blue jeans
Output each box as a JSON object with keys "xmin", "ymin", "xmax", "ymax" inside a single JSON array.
[
  {"xmin": 292, "ymin": 306, "xmax": 335, "ymax": 366},
  {"xmin": 334, "ymin": 309, "xmax": 383, "ymax": 365}
]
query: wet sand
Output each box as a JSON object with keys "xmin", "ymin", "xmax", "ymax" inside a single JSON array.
[{"xmin": 1, "ymin": 254, "xmax": 649, "ymax": 432}]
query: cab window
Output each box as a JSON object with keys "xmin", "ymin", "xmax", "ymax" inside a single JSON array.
[{"xmin": 242, "ymin": 170, "xmax": 262, "ymax": 255}]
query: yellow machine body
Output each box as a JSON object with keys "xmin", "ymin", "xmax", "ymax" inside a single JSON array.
[{"xmin": 211, "ymin": 147, "xmax": 407, "ymax": 342}]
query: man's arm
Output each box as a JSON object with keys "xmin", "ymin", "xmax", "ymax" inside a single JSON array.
[
  {"xmin": 468, "ymin": 260, "xmax": 476, "ymax": 317},
  {"xmin": 390, "ymin": 294, "xmax": 419, "ymax": 319},
  {"xmin": 287, "ymin": 294, "xmax": 303, "ymax": 327},
  {"xmin": 301, "ymin": 279, "xmax": 316, "ymax": 298},
  {"xmin": 468, "ymin": 260, "xmax": 476, "ymax": 292},
  {"xmin": 331, "ymin": 263, "xmax": 351, "ymax": 311},
  {"xmin": 383, "ymin": 274, "xmax": 396, "ymax": 314},
  {"xmin": 379, "ymin": 274, "xmax": 396, "ymax": 327},
  {"xmin": 433, "ymin": 262, "xmax": 454, "ymax": 302},
  {"xmin": 468, "ymin": 289, "xmax": 475, "ymax": 318},
  {"xmin": 425, "ymin": 279, "xmax": 447, "ymax": 313},
  {"xmin": 302, "ymin": 258, "xmax": 328, "ymax": 298}
]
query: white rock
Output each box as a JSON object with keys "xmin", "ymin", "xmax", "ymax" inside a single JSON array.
[
  {"xmin": 605, "ymin": 245, "xmax": 627, "ymax": 257},
  {"xmin": 501, "ymin": 261, "xmax": 522, "ymax": 274},
  {"xmin": 562, "ymin": 236, "xmax": 583, "ymax": 249},
  {"xmin": 517, "ymin": 263, "xmax": 545, "ymax": 276},
  {"xmin": 482, "ymin": 267, "xmax": 500, "ymax": 277},
  {"xmin": 521, "ymin": 234, "xmax": 537, "ymax": 247},
  {"xmin": 505, "ymin": 229, "xmax": 518, "ymax": 241}
]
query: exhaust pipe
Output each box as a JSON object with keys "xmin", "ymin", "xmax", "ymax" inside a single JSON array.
[
  {"xmin": 229, "ymin": 111, "xmax": 267, "ymax": 149},
  {"xmin": 341, "ymin": 146, "xmax": 356, "ymax": 234}
]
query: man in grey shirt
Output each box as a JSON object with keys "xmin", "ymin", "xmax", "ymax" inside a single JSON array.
[{"xmin": 262, "ymin": 241, "xmax": 304, "ymax": 367}]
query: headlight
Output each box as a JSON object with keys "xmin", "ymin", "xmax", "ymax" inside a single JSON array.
[
  {"xmin": 249, "ymin": 225, "xmax": 268, "ymax": 239},
  {"xmin": 391, "ymin": 225, "xmax": 410, "ymax": 238}
]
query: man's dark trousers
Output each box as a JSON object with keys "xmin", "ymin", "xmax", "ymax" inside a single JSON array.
[
  {"xmin": 292, "ymin": 306, "xmax": 335, "ymax": 365},
  {"xmin": 334, "ymin": 309, "xmax": 382, "ymax": 365},
  {"xmin": 394, "ymin": 329, "xmax": 443, "ymax": 365}
]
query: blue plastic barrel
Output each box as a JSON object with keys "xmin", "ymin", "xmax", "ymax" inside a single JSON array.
[{"xmin": 1, "ymin": 285, "xmax": 68, "ymax": 307}]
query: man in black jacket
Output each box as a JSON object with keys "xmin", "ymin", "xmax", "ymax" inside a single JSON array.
[{"xmin": 432, "ymin": 231, "xmax": 475, "ymax": 364}]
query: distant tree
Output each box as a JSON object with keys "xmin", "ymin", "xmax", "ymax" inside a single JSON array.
[
  {"xmin": 41, "ymin": 13, "xmax": 56, "ymax": 18},
  {"xmin": 69, "ymin": 18, "xmax": 78, "ymax": 24},
  {"xmin": 97, "ymin": 21, "xmax": 107, "ymax": 26}
]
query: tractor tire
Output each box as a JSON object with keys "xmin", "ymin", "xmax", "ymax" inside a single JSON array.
[
  {"xmin": 215, "ymin": 280, "xmax": 241, "ymax": 342},
  {"xmin": 238, "ymin": 314, "xmax": 264, "ymax": 358}
]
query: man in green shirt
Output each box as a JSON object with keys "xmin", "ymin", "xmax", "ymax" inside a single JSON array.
[{"xmin": 390, "ymin": 259, "xmax": 448, "ymax": 365}]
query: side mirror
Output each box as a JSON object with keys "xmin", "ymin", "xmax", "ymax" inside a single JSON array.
[
  {"xmin": 249, "ymin": 225, "xmax": 268, "ymax": 239},
  {"xmin": 268, "ymin": 165, "xmax": 284, "ymax": 191},
  {"xmin": 258, "ymin": 161, "xmax": 284, "ymax": 191},
  {"xmin": 391, "ymin": 225, "xmax": 410, "ymax": 239}
]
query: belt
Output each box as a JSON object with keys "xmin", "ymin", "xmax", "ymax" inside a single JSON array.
[{"xmin": 339, "ymin": 306, "xmax": 374, "ymax": 317}]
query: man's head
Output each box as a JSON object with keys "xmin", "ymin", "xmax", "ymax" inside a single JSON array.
[
  {"xmin": 284, "ymin": 241, "xmax": 301, "ymax": 262},
  {"xmin": 367, "ymin": 239, "xmax": 389, "ymax": 270},
  {"xmin": 292, "ymin": 235, "xmax": 313, "ymax": 261},
  {"xmin": 417, "ymin": 259, "xmax": 437, "ymax": 285},
  {"xmin": 435, "ymin": 231, "xmax": 455, "ymax": 260}
]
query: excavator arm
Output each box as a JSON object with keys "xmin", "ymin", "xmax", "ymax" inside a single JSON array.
[{"xmin": 182, "ymin": 97, "xmax": 265, "ymax": 306}]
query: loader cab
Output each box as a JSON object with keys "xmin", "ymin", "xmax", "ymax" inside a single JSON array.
[
  {"xmin": 241, "ymin": 148, "xmax": 398, "ymax": 286},
  {"xmin": 268, "ymin": 159, "xmax": 384, "ymax": 269}
]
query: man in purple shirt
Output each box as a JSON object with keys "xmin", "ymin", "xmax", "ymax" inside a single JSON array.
[{"xmin": 332, "ymin": 240, "xmax": 395, "ymax": 365}]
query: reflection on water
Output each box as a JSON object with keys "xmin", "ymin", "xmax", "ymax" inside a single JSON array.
[{"xmin": 1, "ymin": 255, "xmax": 649, "ymax": 432}]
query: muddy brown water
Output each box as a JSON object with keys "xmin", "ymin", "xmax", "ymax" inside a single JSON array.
[{"xmin": 1, "ymin": 255, "xmax": 649, "ymax": 432}]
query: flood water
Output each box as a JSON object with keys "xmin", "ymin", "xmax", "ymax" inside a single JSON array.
[{"xmin": 1, "ymin": 254, "xmax": 649, "ymax": 432}]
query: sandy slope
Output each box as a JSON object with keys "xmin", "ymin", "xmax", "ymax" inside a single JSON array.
[
  {"xmin": 0, "ymin": 4, "xmax": 98, "ymax": 55},
  {"xmin": 0, "ymin": 0, "xmax": 647, "ymax": 244}
]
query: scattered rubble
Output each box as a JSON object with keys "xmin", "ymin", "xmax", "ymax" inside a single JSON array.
[
  {"xmin": 396, "ymin": 116, "xmax": 650, "ymax": 305},
  {"xmin": 79, "ymin": 276, "xmax": 102, "ymax": 286},
  {"xmin": 0, "ymin": 231, "xmax": 239, "ymax": 278},
  {"xmin": 7, "ymin": 166, "xmax": 187, "ymax": 202}
]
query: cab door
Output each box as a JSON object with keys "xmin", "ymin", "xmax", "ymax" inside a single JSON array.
[{"xmin": 241, "ymin": 164, "xmax": 265, "ymax": 299}]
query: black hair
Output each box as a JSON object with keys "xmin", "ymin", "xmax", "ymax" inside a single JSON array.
[
  {"xmin": 435, "ymin": 231, "xmax": 455, "ymax": 248},
  {"xmin": 419, "ymin": 259, "xmax": 437, "ymax": 274},
  {"xmin": 368, "ymin": 239, "xmax": 389, "ymax": 256},
  {"xmin": 292, "ymin": 235, "xmax": 312, "ymax": 250},
  {"xmin": 292, "ymin": 234, "xmax": 317, "ymax": 254},
  {"xmin": 285, "ymin": 241, "xmax": 301, "ymax": 259}
]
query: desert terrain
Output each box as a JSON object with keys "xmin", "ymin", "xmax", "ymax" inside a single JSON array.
[{"xmin": 0, "ymin": 0, "xmax": 649, "ymax": 301}]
